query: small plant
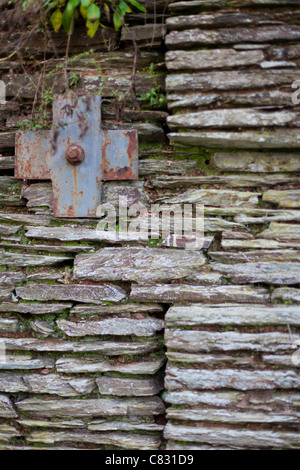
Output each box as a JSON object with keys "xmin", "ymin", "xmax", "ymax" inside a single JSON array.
[
  {"xmin": 138, "ymin": 86, "xmax": 167, "ymax": 109},
  {"xmin": 22, "ymin": 0, "xmax": 146, "ymax": 38}
]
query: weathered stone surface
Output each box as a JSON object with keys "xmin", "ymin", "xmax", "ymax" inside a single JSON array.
[
  {"xmin": 88, "ymin": 418, "xmax": 163, "ymax": 432},
  {"xmin": 56, "ymin": 356, "xmax": 165, "ymax": 374},
  {"xmin": 0, "ymin": 211, "xmax": 51, "ymax": 226},
  {"xmin": 262, "ymin": 355, "xmax": 299, "ymax": 367},
  {"xmin": 164, "ymin": 423, "xmax": 300, "ymax": 449},
  {"xmin": 103, "ymin": 181, "xmax": 149, "ymax": 207},
  {"xmin": 212, "ymin": 262, "xmax": 300, "ymax": 285},
  {"xmin": 71, "ymin": 303, "xmax": 163, "ymax": 316},
  {"xmin": 25, "ymin": 226, "xmax": 150, "ymax": 244},
  {"xmin": 168, "ymin": 130, "xmax": 300, "ymax": 149},
  {"xmin": 74, "ymin": 247, "xmax": 206, "ymax": 283},
  {"xmin": 165, "ymin": 330, "xmax": 296, "ymax": 353},
  {"xmin": 184, "ymin": 271, "xmax": 222, "ymax": 285},
  {"xmin": 151, "ymin": 174, "xmax": 298, "ymax": 189},
  {"xmin": 15, "ymin": 397, "xmax": 165, "ymax": 418},
  {"xmin": 0, "ymin": 287, "xmax": 13, "ymax": 301},
  {"xmin": 221, "ymin": 239, "xmax": 300, "ymax": 250},
  {"xmin": 0, "ymin": 394, "xmax": 17, "ymax": 418},
  {"xmin": 0, "ymin": 423, "xmax": 21, "ymax": 441},
  {"xmin": 18, "ymin": 419, "xmax": 85, "ymax": 429},
  {"xmin": 27, "ymin": 430, "xmax": 160, "ymax": 450},
  {"xmin": 56, "ymin": 317, "xmax": 164, "ymax": 337},
  {"xmin": 0, "ymin": 269, "xmax": 26, "ymax": 284},
  {"xmin": 209, "ymin": 250, "xmax": 300, "ymax": 263},
  {"xmin": 166, "ymin": 70, "xmax": 300, "ymax": 93},
  {"xmin": 0, "ymin": 318, "xmax": 18, "ymax": 333},
  {"xmin": 130, "ymin": 285, "xmax": 268, "ymax": 303},
  {"xmin": 96, "ymin": 377, "xmax": 164, "ymax": 396},
  {"xmin": 157, "ymin": 189, "xmax": 260, "ymax": 207},
  {"xmin": 166, "ymin": 365, "xmax": 300, "ymax": 390},
  {"xmin": 121, "ymin": 23, "xmax": 167, "ymax": 46},
  {"xmin": 0, "ymin": 373, "xmax": 94, "ymax": 396},
  {"xmin": 168, "ymin": 89, "xmax": 298, "ymax": 110},
  {"xmin": 22, "ymin": 183, "xmax": 53, "ymax": 209},
  {"xmin": 166, "ymin": 304, "xmax": 300, "ymax": 326},
  {"xmin": 166, "ymin": 26, "xmax": 300, "ymax": 48},
  {"xmin": 234, "ymin": 211, "xmax": 300, "ymax": 224},
  {"xmin": 166, "ymin": 351, "xmax": 254, "ymax": 365},
  {"xmin": 0, "ymin": 242, "xmax": 94, "ymax": 253},
  {"xmin": 263, "ymin": 190, "xmax": 300, "ymax": 208},
  {"xmin": 168, "ymin": 0, "xmax": 300, "ymax": 11},
  {"xmin": 272, "ymin": 288, "xmax": 300, "ymax": 302},
  {"xmin": 166, "ymin": 10, "xmax": 293, "ymax": 29},
  {"xmin": 0, "ymin": 355, "xmax": 55, "ymax": 370},
  {"xmin": 1, "ymin": 337, "xmax": 160, "ymax": 355},
  {"xmin": 0, "ymin": 302, "xmax": 72, "ymax": 314},
  {"xmin": 167, "ymin": 408, "xmax": 300, "ymax": 424},
  {"xmin": 16, "ymin": 284, "xmax": 127, "ymax": 303},
  {"xmin": 166, "ymin": 441, "xmax": 224, "ymax": 450},
  {"xmin": 166, "ymin": 49, "xmax": 264, "ymax": 70},
  {"xmin": 211, "ymin": 151, "xmax": 300, "ymax": 173},
  {"xmin": 222, "ymin": 231, "xmax": 253, "ymax": 240},
  {"xmin": 0, "ymin": 250, "xmax": 71, "ymax": 267},
  {"xmin": 167, "ymin": 351, "xmax": 269, "ymax": 367},
  {"xmin": 168, "ymin": 109, "xmax": 300, "ymax": 129},
  {"xmin": 139, "ymin": 158, "xmax": 199, "ymax": 175},
  {"xmin": 0, "ymin": 224, "xmax": 21, "ymax": 236},
  {"xmin": 165, "ymin": 390, "xmax": 300, "ymax": 408},
  {"xmin": 259, "ymin": 223, "xmax": 300, "ymax": 242},
  {"xmin": 0, "ymin": 156, "xmax": 15, "ymax": 170},
  {"xmin": 30, "ymin": 321, "xmax": 55, "ymax": 337}
]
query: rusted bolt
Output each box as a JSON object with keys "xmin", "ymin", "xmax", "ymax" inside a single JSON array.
[{"xmin": 65, "ymin": 144, "xmax": 85, "ymax": 166}]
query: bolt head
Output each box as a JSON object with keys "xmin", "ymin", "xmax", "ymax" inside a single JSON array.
[{"xmin": 65, "ymin": 144, "xmax": 85, "ymax": 166}]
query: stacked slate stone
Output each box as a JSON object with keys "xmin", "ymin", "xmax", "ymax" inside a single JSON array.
[
  {"xmin": 0, "ymin": 2, "xmax": 168, "ymax": 450},
  {"xmin": 162, "ymin": 0, "xmax": 300, "ymax": 449},
  {"xmin": 0, "ymin": 0, "xmax": 300, "ymax": 451}
]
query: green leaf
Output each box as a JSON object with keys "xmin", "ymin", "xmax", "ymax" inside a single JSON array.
[
  {"xmin": 80, "ymin": 4, "xmax": 88, "ymax": 18},
  {"xmin": 87, "ymin": 3, "xmax": 101, "ymax": 21},
  {"xmin": 113, "ymin": 11, "xmax": 122, "ymax": 30},
  {"xmin": 81, "ymin": 0, "xmax": 91, "ymax": 7},
  {"xmin": 50, "ymin": 8, "xmax": 63, "ymax": 32},
  {"xmin": 62, "ymin": 3, "xmax": 74, "ymax": 32},
  {"xmin": 69, "ymin": 0, "xmax": 80, "ymax": 7},
  {"xmin": 128, "ymin": 0, "xmax": 146, "ymax": 12},
  {"xmin": 118, "ymin": 1, "xmax": 129, "ymax": 16},
  {"xmin": 86, "ymin": 19, "xmax": 99, "ymax": 37}
]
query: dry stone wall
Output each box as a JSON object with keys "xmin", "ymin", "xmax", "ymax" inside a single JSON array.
[
  {"xmin": 0, "ymin": 0, "xmax": 299, "ymax": 450},
  {"xmin": 163, "ymin": 0, "xmax": 300, "ymax": 450}
]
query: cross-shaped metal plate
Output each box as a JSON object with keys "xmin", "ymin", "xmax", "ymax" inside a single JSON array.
[{"xmin": 15, "ymin": 94, "xmax": 138, "ymax": 218}]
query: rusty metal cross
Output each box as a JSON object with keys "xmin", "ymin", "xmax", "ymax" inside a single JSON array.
[{"xmin": 15, "ymin": 94, "xmax": 138, "ymax": 218}]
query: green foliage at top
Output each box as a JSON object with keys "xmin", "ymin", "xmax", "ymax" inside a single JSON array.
[{"xmin": 22, "ymin": 0, "xmax": 146, "ymax": 37}]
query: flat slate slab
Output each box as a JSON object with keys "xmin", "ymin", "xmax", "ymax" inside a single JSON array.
[
  {"xmin": 164, "ymin": 423, "xmax": 300, "ymax": 449},
  {"xmin": 1, "ymin": 337, "xmax": 160, "ymax": 355},
  {"xmin": 0, "ymin": 373, "xmax": 94, "ymax": 396},
  {"xmin": 16, "ymin": 284, "xmax": 127, "ymax": 303},
  {"xmin": 56, "ymin": 317, "xmax": 164, "ymax": 337},
  {"xmin": 212, "ymin": 262, "xmax": 300, "ymax": 285},
  {"xmin": 130, "ymin": 285, "xmax": 269, "ymax": 303},
  {"xmin": 56, "ymin": 356, "xmax": 166, "ymax": 375},
  {"xmin": 165, "ymin": 365, "xmax": 300, "ymax": 391},
  {"xmin": 165, "ymin": 304, "xmax": 300, "ymax": 326},
  {"xmin": 15, "ymin": 397, "xmax": 165, "ymax": 418},
  {"xmin": 96, "ymin": 377, "xmax": 164, "ymax": 396},
  {"xmin": 73, "ymin": 247, "xmax": 206, "ymax": 283}
]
